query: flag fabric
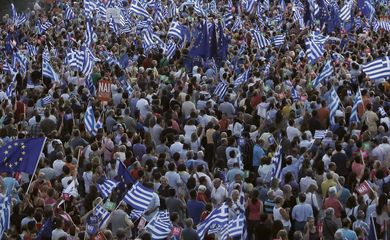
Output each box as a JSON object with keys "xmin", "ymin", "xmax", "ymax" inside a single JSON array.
[
  {"xmin": 167, "ymin": 21, "xmax": 184, "ymax": 41},
  {"xmin": 378, "ymin": 107, "xmax": 388, "ymax": 118},
  {"xmin": 220, "ymin": 214, "xmax": 245, "ymax": 240},
  {"xmin": 305, "ymin": 37, "xmax": 325, "ymax": 65},
  {"xmin": 86, "ymin": 75, "xmax": 96, "ymax": 96},
  {"xmin": 6, "ymin": 73, "xmax": 17, "ymax": 99},
  {"xmin": 130, "ymin": 209, "xmax": 144, "ymax": 221},
  {"xmin": 42, "ymin": 59, "xmax": 59, "ymax": 82},
  {"xmin": 95, "ymin": 204, "xmax": 110, "ymax": 229},
  {"xmin": 117, "ymin": 75, "xmax": 133, "ymax": 96},
  {"xmin": 293, "ymin": 8, "xmax": 305, "ymax": 29},
  {"xmin": 271, "ymin": 145, "xmax": 283, "ymax": 179},
  {"xmin": 62, "ymin": 180, "xmax": 78, "ymax": 200},
  {"xmin": 165, "ymin": 42, "xmax": 177, "ymax": 60},
  {"xmin": 80, "ymin": 47, "xmax": 98, "ymax": 76},
  {"xmin": 197, "ymin": 204, "xmax": 229, "ymax": 239},
  {"xmin": 37, "ymin": 21, "xmax": 53, "ymax": 34},
  {"xmin": 189, "ymin": 21, "xmax": 210, "ymax": 58},
  {"xmin": 64, "ymin": 5, "xmax": 76, "ymax": 20},
  {"xmin": 234, "ymin": 70, "xmax": 250, "ymax": 87},
  {"xmin": 291, "ymin": 87, "xmax": 300, "ymax": 102},
  {"xmin": 0, "ymin": 138, "xmax": 46, "ymax": 174},
  {"xmin": 97, "ymin": 179, "xmax": 119, "ymax": 199},
  {"xmin": 123, "ymin": 182, "xmax": 154, "ymax": 211},
  {"xmin": 42, "ymin": 95, "xmax": 54, "ymax": 106},
  {"xmin": 271, "ymin": 34, "xmax": 285, "ymax": 46},
  {"xmin": 145, "ymin": 211, "xmax": 173, "ymax": 239},
  {"xmin": 11, "ymin": 4, "xmax": 27, "ymax": 27},
  {"xmin": 368, "ymin": 216, "xmax": 377, "ymax": 240},
  {"xmin": 84, "ymin": 104, "xmax": 99, "ymax": 136},
  {"xmin": 213, "ymin": 81, "xmax": 229, "ymax": 99},
  {"xmin": 0, "ymin": 195, "xmax": 12, "ymax": 237},
  {"xmin": 223, "ymin": 12, "xmax": 234, "ymax": 27},
  {"xmin": 314, "ymin": 130, "xmax": 327, "ymax": 139},
  {"xmin": 350, "ymin": 87, "xmax": 363, "ymax": 123},
  {"xmin": 167, "ymin": 0, "xmax": 177, "ymax": 18},
  {"xmin": 312, "ymin": 61, "xmax": 333, "ymax": 88},
  {"xmin": 130, "ymin": 0, "xmax": 151, "ymax": 19},
  {"xmin": 115, "ymin": 161, "xmax": 136, "ymax": 188},
  {"xmin": 244, "ymin": 0, "xmax": 256, "ymax": 13},
  {"xmin": 329, "ymin": 88, "xmax": 341, "ymax": 126},
  {"xmin": 84, "ymin": 0, "xmax": 97, "ymax": 18},
  {"xmin": 25, "ymin": 43, "xmax": 37, "ymax": 57},
  {"xmin": 231, "ymin": 17, "xmax": 243, "ymax": 32},
  {"xmin": 362, "ymin": 57, "xmax": 390, "ymax": 81},
  {"xmin": 340, "ymin": 0, "xmax": 353, "ymax": 22},
  {"xmin": 251, "ymin": 29, "xmax": 271, "ymax": 49},
  {"xmin": 85, "ymin": 20, "xmax": 94, "ymax": 46}
]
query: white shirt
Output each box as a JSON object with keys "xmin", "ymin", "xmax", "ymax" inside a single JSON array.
[
  {"xmin": 61, "ymin": 176, "xmax": 73, "ymax": 189},
  {"xmin": 53, "ymin": 159, "xmax": 65, "ymax": 177},
  {"xmin": 300, "ymin": 176, "xmax": 318, "ymax": 193},
  {"xmin": 136, "ymin": 98, "xmax": 150, "ymax": 119},
  {"xmin": 286, "ymin": 126, "xmax": 301, "ymax": 141},
  {"xmin": 170, "ymin": 141, "xmax": 183, "ymax": 155},
  {"xmin": 211, "ymin": 185, "xmax": 228, "ymax": 205},
  {"xmin": 83, "ymin": 171, "xmax": 93, "ymax": 194},
  {"xmin": 184, "ymin": 125, "xmax": 197, "ymax": 143},
  {"xmin": 322, "ymin": 154, "xmax": 331, "ymax": 170},
  {"xmin": 51, "ymin": 228, "xmax": 69, "ymax": 240}
]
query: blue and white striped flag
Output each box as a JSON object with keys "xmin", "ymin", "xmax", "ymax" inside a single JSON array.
[
  {"xmin": 251, "ymin": 29, "xmax": 271, "ymax": 49},
  {"xmin": 194, "ymin": 0, "xmax": 206, "ymax": 16},
  {"xmin": 95, "ymin": 204, "xmax": 110, "ymax": 229},
  {"xmin": 305, "ymin": 37, "xmax": 325, "ymax": 65},
  {"xmin": 223, "ymin": 12, "xmax": 234, "ymax": 27},
  {"xmin": 197, "ymin": 204, "xmax": 229, "ymax": 239},
  {"xmin": 109, "ymin": 17, "xmax": 119, "ymax": 36},
  {"xmin": 97, "ymin": 179, "xmax": 119, "ymax": 199},
  {"xmin": 0, "ymin": 195, "xmax": 12, "ymax": 237},
  {"xmin": 42, "ymin": 57, "xmax": 59, "ymax": 82},
  {"xmin": 329, "ymin": 88, "xmax": 341, "ymax": 126},
  {"xmin": 145, "ymin": 211, "xmax": 172, "ymax": 239},
  {"xmin": 234, "ymin": 70, "xmax": 250, "ymax": 87},
  {"xmin": 123, "ymin": 182, "xmax": 154, "ymax": 211},
  {"xmin": 25, "ymin": 43, "xmax": 37, "ymax": 57},
  {"xmin": 6, "ymin": 73, "xmax": 17, "ymax": 99},
  {"xmin": 165, "ymin": 42, "xmax": 176, "ymax": 60},
  {"xmin": 167, "ymin": 0, "xmax": 177, "ymax": 18},
  {"xmin": 213, "ymin": 81, "xmax": 229, "ymax": 99},
  {"xmin": 64, "ymin": 5, "xmax": 76, "ymax": 20},
  {"xmin": 167, "ymin": 21, "xmax": 183, "ymax": 41},
  {"xmin": 244, "ymin": 0, "xmax": 256, "ymax": 13},
  {"xmin": 84, "ymin": 0, "xmax": 97, "ymax": 18},
  {"xmin": 340, "ymin": 0, "xmax": 353, "ymax": 22},
  {"xmin": 312, "ymin": 61, "xmax": 333, "ymax": 88},
  {"xmin": 80, "ymin": 47, "xmax": 98, "ymax": 76},
  {"xmin": 291, "ymin": 87, "xmax": 300, "ymax": 102},
  {"xmin": 84, "ymin": 104, "xmax": 98, "ymax": 136},
  {"xmin": 86, "ymin": 75, "xmax": 96, "ymax": 96},
  {"xmin": 85, "ymin": 20, "xmax": 94, "ymax": 46},
  {"xmin": 2, "ymin": 60, "xmax": 15, "ymax": 75},
  {"xmin": 350, "ymin": 87, "xmax": 363, "ymax": 123},
  {"xmin": 220, "ymin": 214, "xmax": 245, "ymax": 240},
  {"xmin": 271, "ymin": 34, "xmax": 285, "ymax": 46},
  {"xmin": 271, "ymin": 145, "xmax": 282, "ymax": 179},
  {"xmin": 11, "ymin": 3, "xmax": 27, "ymax": 27},
  {"xmin": 378, "ymin": 107, "xmax": 387, "ymax": 118},
  {"xmin": 42, "ymin": 95, "xmax": 54, "ymax": 106},
  {"xmin": 37, "ymin": 20, "xmax": 53, "ymax": 34},
  {"xmin": 362, "ymin": 57, "xmax": 390, "ymax": 81},
  {"xmin": 279, "ymin": 0, "xmax": 286, "ymax": 12},
  {"xmin": 130, "ymin": 209, "xmax": 144, "ymax": 221},
  {"xmin": 130, "ymin": 0, "xmax": 151, "ymax": 19},
  {"xmin": 231, "ymin": 17, "xmax": 243, "ymax": 32}
]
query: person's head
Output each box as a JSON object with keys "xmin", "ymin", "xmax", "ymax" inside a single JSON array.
[
  {"xmin": 213, "ymin": 178, "xmax": 221, "ymax": 188},
  {"xmin": 189, "ymin": 189, "xmax": 197, "ymax": 200},
  {"xmin": 170, "ymin": 212, "xmax": 179, "ymax": 224},
  {"xmin": 185, "ymin": 218, "xmax": 194, "ymax": 228},
  {"xmin": 53, "ymin": 217, "xmax": 63, "ymax": 229},
  {"xmin": 293, "ymin": 231, "xmax": 303, "ymax": 240},
  {"xmin": 342, "ymin": 218, "xmax": 352, "ymax": 228},
  {"xmin": 277, "ymin": 229, "xmax": 288, "ymax": 240},
  {"xmin": 231, "ymin": 189, "xmax": 240, "ymax": 201},
  {"xmin": 298, "ymin": 193, "xmax": 306, "ymax": 203},
  {"xmin": 325, "ymin": 207, "xmax": 335, "ymax": 218}
]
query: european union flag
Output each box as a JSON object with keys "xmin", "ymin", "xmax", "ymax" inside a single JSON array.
[
  {"xmin": 209, "ymin": 23, "xmax": 218, "ymax": 59},
  {"xmin": 115, "ymin": 161, "xmax": 136, "ymax": 189},
  {"xmin": 217, "ymin": 23, "xmax": 229, "ymax": 61},
  {"xmin": 189, "ymin": 21, "xmax": 210, "ymax": 59},
  {"xmin": 0, "ymin": 138, "xmax": 46, "ymax": 175}
]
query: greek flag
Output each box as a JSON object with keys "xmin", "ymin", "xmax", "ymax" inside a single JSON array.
[
  {"xmin": 167, "ymin": 0, "xmax": 177, "ymax": 18},
  {"xmin": 11, "ymin": 3, "xmax": 27, "ymax": 27},
  {"xmin": 305, "ymin": 37, "xmax": 325, "ymax": 65},
  {"xmin": 291, "ymin": 87, "xmax": 300, "ymax": 102},
  {"xmin": 340, "ymin": 0, "xmax": 353, "ymax": 22},
  {"xmin": 251, "ymin": 29, "xmax": 271, "ymax": 49},
  {"xmin": 194, "ymin": 0, "xmax": 205, "ymax": 16},
  {"xmin": 271, "ymin": 145, "xmax": 282, "ymax": 179},
  {"xmin": 65, "ymin": 48, "xmax": 83, "ymax": 69},
  {"xmin": 165, "ymin": 42, "xmax": 176, "ymax": 60},
  {"xmin": 271, "ymin": 34, "xmax": 285, "ymax": 46},
  {"xmin": 153, "ymin": 2, "xmax": 166, "ymax": 23},
  {"xmin": 350, "ymin": 87, "xmax": 363, "ymax": 123},
  {"xmin": 25, "ymin": 43, "xmax": 37, "ymax": 57},
  {"xmin": 84, "ymin": 104, "xmax": 98, "ymax": 136},
  {"xmin": 314, "ymin": 130, "xmax": 327, "ymax": 139},
  {"xmin": 6, "ymin": 74, "xmax": 17, "ymax": 99},
  {"xmin": 213, "ymin": 81, "xmax": 229, "ymax": 99},
  {"xmin": 279, "ymin": 0, "xmax": 286, "ymax": 12},
  {"xmin": 130, "ymin": 0, "xmax": 151, "ymax": 19},
  {"xmin": 42, "ymin": 95, "xmax": 54, "ymax": 106},
  {"xmin": 197, "ymin": 204, "xmax": 229, "ymax": 239},
  {"xmin": 244, "ymin": 0, "xmax": 256, "ymax": 13},
  {"xmin": 234, "ymin": 70, "xmax": 250, "ymax": 87},
  {"xmin": 97, "ymin": 179, "xmax": 119, "ymax": 199},
  {"xmin": 308, "ymin": 0, "xmax": 319, "ymax": 17},
  {"xmin": 123, "ymin": 182, "xmax": 154, "ymax": 211},
  {"xmin": 95, "ymin": 204, "xmax": 110, "ymax": 229},
  {"xmin": 80, "ymin": 47, "xmax": 98, "ymax": 76},
  {"xmin": 329, "ymin": 88, "xmax": 341, "ymax": 126},
  {"xmin": 130, "ymin": 209, "xmax": 144, "ymax": 221},
  {"xmin": 362, "ymin": 56, "xmax": 390, "ymax": 81},
  {"xmin": 0, "ymin": 195, "xmax": 11, "ymax": 237},
  {"xmin": 2, "ymin": 61, "xmax": 16, "ymax": 75},
  {"xmin": 145, "ymin": 211, "xmax": 173, "ymax": 240},
  {"xmin": 109, "ymin": 17, "xmax": 119, "ymax": 36},
  {"xmin": 223, "ymin": 12, "xmax": 234, "ymax": 27},
  {"xmin": 86, "ymin": 75, "xmax": 96, "ymax": 96},
  {"xmin": 293, "ymin": 8, "xmax": 305, "ymax": 29},
  {"xmin": 220, "ymin": 214, "xmax": 245, "ymax": 240},
  {"xmin": 97, "ymin": 1, "xmax": 107, "ymax": 20},
  {"xmin": 312, "ymin": 61, "xmax": 333, "ymax": 88},
  {"xmin": 42, "ymin": 56, "xmax": 59, "ymax": 82},
  {"xmin": 12, "ymin": 52, "xmax": 28, "ymax": 75},
  {"xmin": 85, "ymin": 21, "xmax": 94, "ymax": 46},
  {"xmin": 167, "ymin": 21, "xmax": 183, "ymax": 41},
  {"xmin": 84, "ymin": 0, "xmax": 97, "ymax": 18},
  {"xmin": 118, "ymin": 75, "xmax": 133, "ymax": 95},
  {"xmin": 37, "ymin": 21, "xmax": 53, "ymax": 34},
  {"xmin": 231, "ymin": 17, "xmax": 243, "ymax": 32},
  {"xmin": 64, "ymin": 5, "xmax": 76, "ymax": 20}
]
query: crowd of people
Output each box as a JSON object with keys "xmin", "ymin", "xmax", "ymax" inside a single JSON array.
[{"xmin": 0, "ymin": 0, "xmax": 390, "ymax": 239}]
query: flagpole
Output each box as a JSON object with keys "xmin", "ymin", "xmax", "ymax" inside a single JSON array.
[{"xmin": 26, "ymin": 137, "xmax": 47, "ymax": 193}]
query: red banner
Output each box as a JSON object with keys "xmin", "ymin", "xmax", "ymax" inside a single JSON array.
[{"xmin": 355, "ymin": 181, "xmax": 372, "ymax": 195}]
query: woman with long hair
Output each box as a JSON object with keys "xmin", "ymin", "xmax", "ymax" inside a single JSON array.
[{"xmin": 246, "ymin": 190, "xmax": 263, "ymax": 240}]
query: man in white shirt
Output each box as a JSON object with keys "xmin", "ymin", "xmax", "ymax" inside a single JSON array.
[
  {"xmin": 52, "ymin": 152, "xmax": 65, "ymax": 177},
  {"xmin": 136, "ymin": 93, "xmax": 150, "ymax": 119},
  {"xmin": 286, "ymin": 119, "xmax": 302, "ymax": 141},
  {"xmin": 170, "ymin": 136, "xmax": 184, "ymax": 156},
  {"xmin": 299, "ymin": 170, "xmax": 318, "ymax": 193},
  {"xmin": 182, "ymin": 94, "xmax": 196, "ymax": 119},
  {"xmin": 211, "ymin": 178, "xmax": 228, "ymax": 206}
]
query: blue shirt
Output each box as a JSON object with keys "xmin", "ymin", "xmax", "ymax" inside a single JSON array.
[
  {"xmin": 292, "ymin": 203, "xmax": 313, "ymax": 222},
  {"xmin": 187, "ymin": 200, "xmax": 205, "ymax": 225},
  {"xmin": 252, "ymin": 144, "xmax": 265, "ymax": 167},
  {"xmin": 336, "ymin": 228, "xmax": 358, "ymax": 240}
]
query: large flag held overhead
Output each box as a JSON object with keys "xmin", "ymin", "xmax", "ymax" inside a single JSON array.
[
  {"xmin": 329, "ymin": 88, "xmax": 342, "ymax": 126},
  {"xmin": 220, "ymin": 214, "xmax": 246, "ymax": 240},
  {"xmin": 362, "ymin": 56, "xmax": 390, "ymax": 81},
  {"xmin": 350, "ymin": 87, "xmax": 363, "ymax": 123},
  {"xmin": 251, "ymin": 29, "xmax": 271, "ymax": 49},
  {"xmin": 129, "ymin": 0, "xmax": 151, "ymax": 19},
  {"xmin": 95, "ymin": 204, "xmax": 111, "ymax": 229},
  {"xmin": 312, "ymin": 61, "xmax": 333, "ymax": 88},
  {"xmin": 197, "ymin": 204, "xmax": 229, "ymax": 239},
  {"xmin": 145, "ymin": 211, "xmax": 173, "ymax": 239},
  {"xmin": 123, "ymin": 182, "xmax": 154, "ymax": 211},
  {"xmin": 213, "ymin": 81, "xmax": 229, "ymax": 99},
  {"xmin": 85, "ymin": 20, "xmax": 95, "ymax": 46},
  {"xmin": 234, "ymin": 70, "xmax": 250, "ymax": 87},
  {"xmin": 84, "ymin": 104, "xmax": 99, "ymax": 136},
  {"xmin": 0, "ymin": 138, "xmax": 46, "ymax": 174},
  {"xmin": 97, "ymin": 179, "xmax": 119, "ymax": 199},
  {"xmin": 271, "ymin": 145, "xmax": 283, "ymax": 179},
  {"xmin": 0, "ymin": 195, "xmax": 12, "ymax": 237}
]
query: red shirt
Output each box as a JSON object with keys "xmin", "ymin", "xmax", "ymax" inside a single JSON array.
[{"xmin": 323, "ymin": 197, "xmax": 343, "ymax": 218}]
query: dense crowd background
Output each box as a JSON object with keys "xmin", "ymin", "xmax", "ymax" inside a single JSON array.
[{"xmin": 0, "ymin": 0, "xmax": 390, "ymax": 239}]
